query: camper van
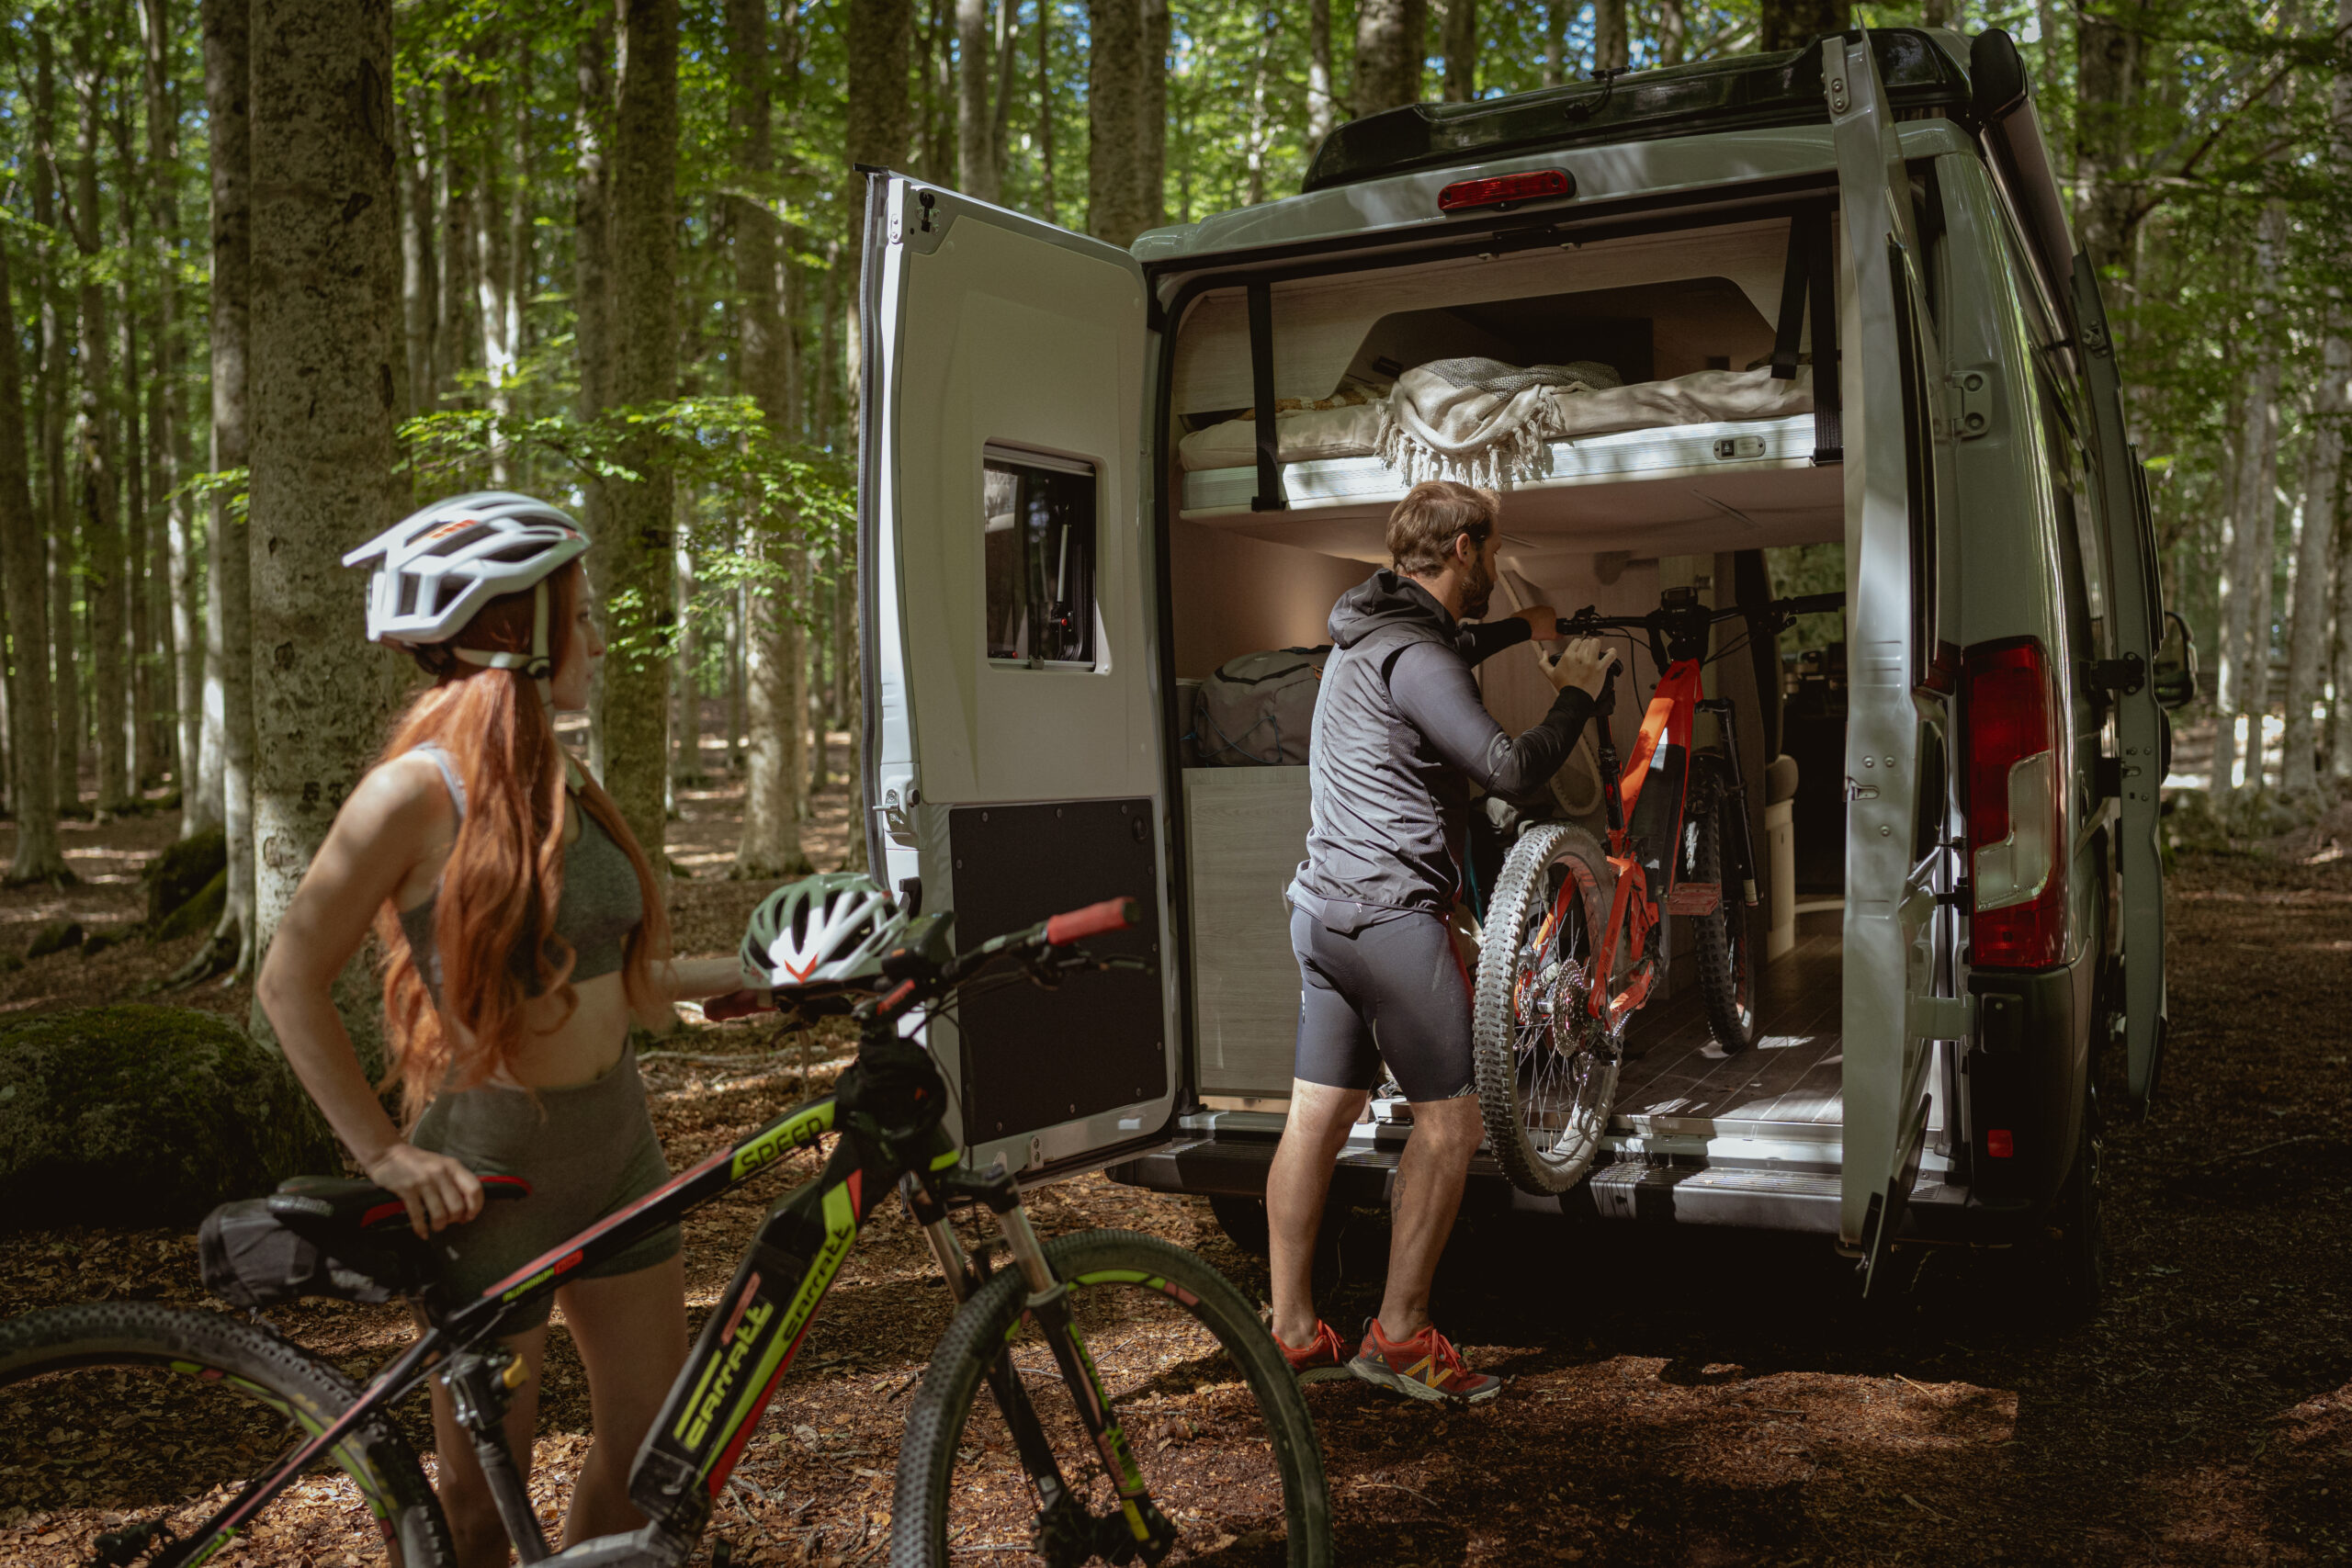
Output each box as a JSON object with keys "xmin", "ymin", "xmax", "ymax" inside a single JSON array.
[{"xmin": 853, "ymin": 28, "xmax": 2189, "ymax": 1306}]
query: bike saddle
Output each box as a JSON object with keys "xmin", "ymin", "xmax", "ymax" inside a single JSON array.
[{"xmin": 267, "ymin": 1172, "xmax": 532, "ymax": 1247}]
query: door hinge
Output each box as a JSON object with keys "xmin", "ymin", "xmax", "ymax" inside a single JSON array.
[
  {"xmin": 2089, "ymin": 653, "xmax": 2145, "ymax": 695},
  {"xmin": 1908, "ymin": 993, "xmax": 1974, "ymax": 1042},
  {"xmin": 1949, "ymin": 367, "xmax": 1995, "ymax": 440}
]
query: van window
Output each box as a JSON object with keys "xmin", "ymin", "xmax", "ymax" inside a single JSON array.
[{"xmin": 983, "ymin": 446, "xmax": 1098, "ymax": 668}]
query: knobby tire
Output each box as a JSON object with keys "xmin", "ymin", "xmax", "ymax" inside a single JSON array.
[{"xmin": 1688, "ymin": 759, "xmax": 1759, "ymax": 1054}]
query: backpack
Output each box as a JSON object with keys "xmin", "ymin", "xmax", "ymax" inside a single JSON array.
[{"xmin": 1193, "ymin": 647, "xmax": 1330, "ymax": 766}]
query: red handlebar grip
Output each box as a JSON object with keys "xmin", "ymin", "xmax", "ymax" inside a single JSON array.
[
  {"xmin": 702, "ymin": 987, "xmax": 773, "ymax": 1021},
  {"xmin": 1046, "ymin": 897, "xmax": 1139, "ymax": 945}
]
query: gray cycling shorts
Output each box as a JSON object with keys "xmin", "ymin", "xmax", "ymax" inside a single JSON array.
[
  {"xmin": 410, "ymin": 1041, "xmax": 680, "ymax": 1330},
  {"xmin": 1290, "ymin": 906, "xmax": 1476, "ymax": 1103}
]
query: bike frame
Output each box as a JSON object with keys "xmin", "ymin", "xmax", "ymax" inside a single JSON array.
[{"xmin": 154, "ymin": 1085, "xmax": 1159, "ymax": 1568}]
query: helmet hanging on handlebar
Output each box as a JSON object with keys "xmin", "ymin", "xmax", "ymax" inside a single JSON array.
[{"xmin": 743, "ymin": 873, "xmax": 907, "ymax": 988}]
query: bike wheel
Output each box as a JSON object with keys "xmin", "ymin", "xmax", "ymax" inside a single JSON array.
[
  {"xmin": 0, "ymin": 1301, "xmax": 452, "ymax": 1567},
  {"xmin": 1688, "ymin": 761, "xmax": 1759, "ymax": 1053},
  {"xmin": 1471, "ymin": 822, "xmax": 1624, "ymax": 1196},
  {"xmin": 891, "ymin": 1229, "xmax": 1329, "ymax": 1568}
]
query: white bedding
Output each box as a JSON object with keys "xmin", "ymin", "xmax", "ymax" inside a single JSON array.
[{"xmin": 1178, "ymin": 365, "xmax": 1815, "ymax": 474}]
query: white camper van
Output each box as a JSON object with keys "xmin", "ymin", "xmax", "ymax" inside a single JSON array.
[{"xmin": 854, "ymin": 28, "xmax": 2191, "ymax": 1306}]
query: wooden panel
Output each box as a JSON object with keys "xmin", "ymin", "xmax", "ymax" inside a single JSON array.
[{"xmin": 1183, "ymin": 767, "xmax": 1312, "ymax": 1097}]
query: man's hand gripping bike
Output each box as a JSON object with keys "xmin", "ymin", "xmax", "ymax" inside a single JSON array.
[
  {"xmin": 0, "ymin": 898, "xmax": 1329, "ymax": 1568},
  {"xmin": 1471, "ymin": 588, "xmax": 1845, "ymax": 1196}
]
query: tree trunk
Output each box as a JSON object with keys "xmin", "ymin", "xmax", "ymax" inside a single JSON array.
[
  {"xmin": 1140, "ymin": 0, "xmax": 1170, "ymax": 229},
  {"xmin": 955, "ymin": 0, "xmax": 997, "ymax": 200},
  {"xmin": 1658, "ymin": 0, "xmax": 1687, "ymax": 67},
  {"xmin": 989, "ymin": 0, "xmax": 1021, "ymax": 183},
  {"xmin": 2215, "ymin": 237, "xmax": 2284, "ymax": 804},
  {"xmin": 2335, "ymin": 496, "xmax": 2352, "ymax": 785},
  {"xmin": 0, "ymin": 219, "xmax": 67, "ymax": 883},
  {"xmin": 246, "ymin": 0, "xmax": 407, "ymax": 1017},
  {"xmin": 1244, "ymin": 5, "xmax": 1273, "ymax": 206},
  {"xmin": 1758, "ymin": 0, "xmax": 1849, "ymax": 55},
  {"xmin": 33, "ymin": 35, "xmax": 81, "ymax": 818},
  {"xmin": 2282, "ymin": 359, "xmax": 2341, "ymax": 803},
  {"xmin": 396, "ymin": 89, "xmax": 438, "ymax": 416},
  {"xmin": 603, "ymin": 0, "xmax": 681, "ymax": 867},
  {"xmin": 729, "ymin": 0, "xmax": 813, "ymax": 876},
  {"xmin": 2075, "ymin": 0, "xmax": 2152, "ymax": 288},
  {"xmin": 1437, "ymin": 0, "xmax": 1475, "ymax": 102},
  {"xmin": 1592, "ymin": 0, "xmax": 1628, "ymax": 73},
  {"xmin": 1307, "ymin": 0, "xmax": 1337, "ymax": 138},
  {"xmin": 437, "ymin": 75, "xmax": 478, "ymax": 414},
  {"xmin": 1542, "ymin": 1, "xmax": 1566, "ymax": 88},
  {"xmin": 201, "ymin": 0, "xmax": 258, "ymax": 970},
  {"xmin": 673, "ymin": 536, "xmax": 700, "ymax": 787},
  {"xmin": 1035, "ymin": 0, "xmax": 1057, "ymax": 222},
  {"xmin": 1087, "ymin": 0, "xmax": 1151, "ymax": 243},
  {"xmin": 70, "ymin": 23, "xmax": 133, "ymax": 819},
  {"xmin": 1351, "ymin": 0, "xmax": 1425, "ymax": 117},
  {"xmin": 115, "ymin": 114, "xmax": 158, "ymax": 798},
  {"xmin": 469, "ymin": 53, "xmax": 514, "ymax": 485}
]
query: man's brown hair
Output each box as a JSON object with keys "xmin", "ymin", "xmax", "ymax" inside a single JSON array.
[{"xmin": 1386, "ymin": 479, "xmax": 1499, "ymax": 578}]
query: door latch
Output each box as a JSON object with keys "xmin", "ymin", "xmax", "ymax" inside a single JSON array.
[
  {"xmin": 2088, "ymin": 653, "xmax": 2145, "ymax": 695},
  {"xmin": 1949, "ymin": 367, "xmax": 1996, "ymax": 440}
]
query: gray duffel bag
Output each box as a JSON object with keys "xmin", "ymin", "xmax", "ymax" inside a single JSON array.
[{"xmin": 1193, "ymin": 646, "xmax": 1329, "ymax": 765}]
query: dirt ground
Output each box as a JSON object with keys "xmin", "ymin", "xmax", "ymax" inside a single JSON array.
[{"xmin": 3, "ymin": 761, "xmax": 2351, "ymax": 1565}]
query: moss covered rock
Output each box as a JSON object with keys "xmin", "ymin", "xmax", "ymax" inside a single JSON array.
[
  {"xmin": 153, "ymin": 868, "xmax": 228, "ymax": 942},
  {"xmin": 0, "ymin": 1006, "xmax": 341, "ymax": 1230},
  {"xmin": 145, "ymin": 828, "xmax": 228, "ymax": 929}
]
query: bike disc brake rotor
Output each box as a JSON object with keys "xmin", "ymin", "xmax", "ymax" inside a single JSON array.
[{"xmin": 1513, "ymin": 935, "xmax": 1617, "ymax": 1167}]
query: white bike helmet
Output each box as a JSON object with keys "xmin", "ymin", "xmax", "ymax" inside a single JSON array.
[
  {"xmin": 343, "ymin": 491, "xmax": 590, "ymax": 700},
  {"xmin": 742, "ymin": 874, "xmax": 906, "ymax": 987}
]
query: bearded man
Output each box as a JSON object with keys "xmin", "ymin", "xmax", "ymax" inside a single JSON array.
[{"xmin": 1267, "ymin": 479, "xmax": 1617, "ymax": 1403}]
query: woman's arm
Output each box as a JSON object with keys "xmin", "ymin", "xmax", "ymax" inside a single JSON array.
[
  {"xmin": 656, "ymin": 955, "xmax": 757, "ymax": 1004},
  {"xmin": 255, "ymin": 756, "xmax": 481, "ymax": 1237}
]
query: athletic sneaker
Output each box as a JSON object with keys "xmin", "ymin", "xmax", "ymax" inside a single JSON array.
[
  {"xmin": 1271, "ymin": 1318, "xmax": 1352, "ymax": 1382},
  {"xmin": 1348, "ymin": 1318, "xmax": 1502, "ymax": 1404}
]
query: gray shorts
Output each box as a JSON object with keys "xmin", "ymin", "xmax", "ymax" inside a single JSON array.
[
  {"xmin": 1290, "ymin": 906, "xmax": 1476, "ymax": 1103},
  {"xmin": 411, "ymin": 1042, "xmax": 679, "ymax": 1329}
]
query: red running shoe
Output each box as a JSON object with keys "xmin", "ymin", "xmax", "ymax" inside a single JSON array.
[
  {"xmin": 1271, "ymin": 1318, "xmax": 1351, "ymax": 1383},
  {"xmin": 1348, "ymin": 1318, "xmax": 1502, "ymax": 1404}
]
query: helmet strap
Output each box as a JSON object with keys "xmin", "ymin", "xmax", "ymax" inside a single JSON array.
[{"xmin": 448, "ymin": 580, "xmax": 557, "ymax": 708}]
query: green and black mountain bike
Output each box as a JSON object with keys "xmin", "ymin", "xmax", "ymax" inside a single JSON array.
[{"xmin": 0, "ymin": 898, "xmax": 1329, "ymax": 1568}]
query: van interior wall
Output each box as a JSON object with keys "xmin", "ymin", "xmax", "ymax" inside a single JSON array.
[{"xmin": 1169, "ymin": 518, "xmax": 1366, "ymax": 678}]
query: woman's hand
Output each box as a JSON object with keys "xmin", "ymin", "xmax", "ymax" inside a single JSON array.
[
  {"xmin": 363, "ymin": 1142, "xmax": 486, "ymax": 1239},
  {"xmin": 1539, "ymin": 636, "xmax": 1621, "ymax": 697}
]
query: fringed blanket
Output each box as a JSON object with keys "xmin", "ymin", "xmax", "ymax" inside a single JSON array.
[{"xmin": 1374, "ymin": 358, "xmax": 1622, "ymax": 487}]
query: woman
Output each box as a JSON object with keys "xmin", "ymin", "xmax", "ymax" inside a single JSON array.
[{"xmin": 258, "ymin": 491, "xmax": 752, "ymax": 1565}]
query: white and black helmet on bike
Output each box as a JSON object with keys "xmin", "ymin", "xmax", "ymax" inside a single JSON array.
[
  {"xmin": 742, "ymin": 873, "xmax": 906, "ymax": 987},
  {"xmin": 343, "ymin": 491, "xmax": 591, "ymax": 704}
]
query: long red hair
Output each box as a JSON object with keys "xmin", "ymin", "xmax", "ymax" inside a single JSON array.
[{"xmin": 370, "ymin": 561, "xmax": 672, "ymax": 1116}]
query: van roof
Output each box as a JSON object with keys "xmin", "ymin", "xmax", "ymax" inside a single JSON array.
[{"xmin": 1301, "ymin": 28, "xmax": 1973, "ymax": 194}]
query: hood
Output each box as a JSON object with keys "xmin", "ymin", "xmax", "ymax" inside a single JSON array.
[{"xmin": 1328, "ymin": 570, "xmax": 1456, "ymax": 650}]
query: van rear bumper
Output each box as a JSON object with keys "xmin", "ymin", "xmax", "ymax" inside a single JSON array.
[{"xmin": 1108, "ymin": 1129, "xmax": 1988, "ymax": 1239}]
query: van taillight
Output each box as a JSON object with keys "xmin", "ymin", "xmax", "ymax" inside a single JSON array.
[
  {"xmin": 1964, "ymin": 638, "xmax": 2064, "ymax": 968},
  {"xmin": 1437, "ymin": 169, "xmax": 1576, "ymax": 212}
]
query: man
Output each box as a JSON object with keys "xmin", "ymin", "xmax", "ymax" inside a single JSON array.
[{"xmin": 1268, "ymin": 479, "xmax": 1617, "ymax": 1404}]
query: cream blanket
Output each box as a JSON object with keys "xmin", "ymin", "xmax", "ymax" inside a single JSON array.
[{"xmin": 1374, "ymin": 358, "xmax": 1623, "ymax": 487}]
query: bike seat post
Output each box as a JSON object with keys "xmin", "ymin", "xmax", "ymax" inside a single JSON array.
[{"xmin": 442, "ymin": 1348, "xmax": 553, "ymax": 1563}]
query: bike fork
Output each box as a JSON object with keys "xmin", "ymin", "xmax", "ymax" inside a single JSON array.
[{"xmin": 1697, "ymin": 700, "xmax": 1761, "ymax": 907}]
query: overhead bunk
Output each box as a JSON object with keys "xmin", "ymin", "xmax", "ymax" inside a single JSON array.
[{"xmin": 1168, "ymin": 213, "xmax": 1849, "ymax": 561}]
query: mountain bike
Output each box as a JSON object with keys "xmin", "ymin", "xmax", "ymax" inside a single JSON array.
[
  {"xmin": 0, "ymin": 898, "xmax": 1329, "ymax": 1568},
  {"xmin": 1471, "ymin": 587, "xmax": 1845, "ymax": 1195}
]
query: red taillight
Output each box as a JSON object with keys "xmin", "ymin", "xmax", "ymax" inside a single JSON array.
[
  {"xmin": 1984, "ymin": 1128, "xmax": 2014, "ymax": 1158},
  {"xmin": 1964, "ymin": 637, "xmax": 2065, "ymax": 968},
  {"xmin": 1437, "ymin": 168, "xmax": 1576, "ymax": 212}
]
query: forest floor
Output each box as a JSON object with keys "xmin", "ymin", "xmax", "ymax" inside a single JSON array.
[{"xmin": 3, "ymin": 755, "xmax": 2352, "ymax": 1565}]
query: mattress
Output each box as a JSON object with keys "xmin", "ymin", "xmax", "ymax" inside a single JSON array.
[{"xmin": 1182, "ymin": 412, "xmax": 1820, "ymax": 515}]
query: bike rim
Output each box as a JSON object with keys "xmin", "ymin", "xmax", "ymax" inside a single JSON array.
[{"xmin": 1509, "ymin": 854, "xmax": 1618, "ymax": 1178}]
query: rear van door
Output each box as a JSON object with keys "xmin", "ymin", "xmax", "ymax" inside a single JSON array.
[
  {"xmin": 1826, "ymin": 35, "xmax": 1969, "ymax": 1287},
  {"xmin": 857, "ymin": 174, "xmax": 1175, "ymax": 1179}
]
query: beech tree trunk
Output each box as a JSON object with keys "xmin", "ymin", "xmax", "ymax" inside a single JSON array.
[
  {"xmin": 955, "ymin": 0, "xmax": 997, "ymax": 200},
  {"xmin": 1759, "ymin": 0, "xmax": 1848, "ymax": 54},
  {"xmin": 1658, "ymin": 0, "xmax": 1687, "ymax": 67},
  {"xmin": 35, "ymin": 36, "xmax": 81, "ymax": 818},
  {"xmin": 1543, "ymin": 1, "xmax": 1566, "ymax": 88},
  {"xmin": 2335, "ymin": 499, "xmax": 2352, "ymax": 785},
  {"xmin": 396, "ymin": 89, "xmax": 438, "ymax": 416},
  {"xmin": 1438, "ymin": 0, "xmax": 1476, "ymax": 102},
  {"xmin": 1035, "ymin": 0, "xmax": 1057, "ymax": 221},
  {"xmin": 1306, "ymin": 0, "xmax": 1336, "ymax": 139},
  {"xmin": 1140, "ymin": 0, "xmax": 1170, "ymax": 228},
  {"xmin": 201, "ymin": 0, "xmax": 257, "ymax": 969},
  {"xmin": 246, "ymin": 0, "xmax": 407, "ymax": 1002},
  {"xmin": 1351, "ymin": 0, "xmax": 1425, "ymax": 117},
  {"xmin": 2215, "ymin": 208, "xmax": 2287, "ymax": 802},
  {"xmin": 437, "ymin": 75, "xmax": 479, "ymax": 412},
  {"xmin": 2281, "ymin": 367, "xmax": 2341, "ymax": 802},
  {"xmin": 602, "ymin": 0, "xmax": 682, "ymax": 865},
  {"xmin": 115, "ymin": 115, "xmax": 158, "ymax": 796},
  {"xmin": 1593, "ymin": 0, "xmax": 1628, "ymax": 73},
  {"xmin": 729, "ymin": 0, "xmax": 814, "ymax": 878},
  {"xmin": 2075, "ymin": 0, "xmax": 2154, "ymax": 288},
  {"xmin": 469, "ymin": 53, "xmax": 515, "ymax": 484},
  {"xmin": 1087, "ymin": 0, "xmax": 1152, "ymax": 243},
  {"xmin": 0, "ymin": 225, "xmax": 66, "ymax": 883},
  {"xmin": 70, "ymin": 22, "xmax": 133, "ymax": 819}
]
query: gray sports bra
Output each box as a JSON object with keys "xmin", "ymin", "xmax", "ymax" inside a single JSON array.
[{"xmin": 394, "ymin": 743, "xmax": 642, "ymax": 1006}]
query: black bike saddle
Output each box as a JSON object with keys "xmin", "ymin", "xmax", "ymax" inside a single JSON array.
[{"xmin": 267, "ymin": 1172, "xmax": 531, "ymax": 1245}]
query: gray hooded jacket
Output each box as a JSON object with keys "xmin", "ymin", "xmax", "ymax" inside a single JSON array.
[{"xmin": 1291, "ymin": 571, "xmax": 1597, "ymax": 931}]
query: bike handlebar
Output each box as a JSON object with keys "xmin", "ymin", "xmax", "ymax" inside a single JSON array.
[
  {"xmin": 1554, "ymin": 590, "xmax": 1847, "ymax": 639},
  {"xmin": 1044, "ymin": 897, "xmax": 1141, "ymax": 946}
]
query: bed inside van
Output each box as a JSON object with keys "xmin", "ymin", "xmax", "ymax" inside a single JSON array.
[{"xmin": 1164, "ymin": 209, "xmax": 1943, "ymax": 1204}]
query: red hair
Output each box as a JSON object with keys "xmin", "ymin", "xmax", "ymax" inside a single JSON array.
[{"xmin": 370, "ymin": 561, "xmax": 672, "ymax": 1117}]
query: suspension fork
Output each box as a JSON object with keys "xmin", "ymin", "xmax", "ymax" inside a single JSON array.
[
  {"xmin": 1594, "ymin": 667, "xmax": 1626, "ymax": 836},
  {"xmin": 1696, "ymin": 699, "xmax": 1761, "ymax": 907}
]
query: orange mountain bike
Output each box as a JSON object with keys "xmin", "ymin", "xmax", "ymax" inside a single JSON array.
[{"xmin": 1471, "ymin": 587, "xmax": 1844, "ymax": 1195}]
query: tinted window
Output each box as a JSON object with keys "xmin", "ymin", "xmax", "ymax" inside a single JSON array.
[{"xmin": 983, "ymin": 448, "xmax": 1098, "ymax": 668}]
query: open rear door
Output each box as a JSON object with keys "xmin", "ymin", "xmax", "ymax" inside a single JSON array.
[
  {"xmin": 1826, "ymin": 36, "xmax": 1969, "ymax": 1291},
  {"xmin": 2071, "ymin": 257, "xmax": 2167, "ymax": 1108},
  {"xmin": 857, "ymin": 173, "xmax": 1172, "ymax": 1179}
]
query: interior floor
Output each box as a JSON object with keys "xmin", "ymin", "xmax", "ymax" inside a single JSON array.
[{"xmin": 1607, "ymin": 905, "xmax": 1879, "ymax": 1145}]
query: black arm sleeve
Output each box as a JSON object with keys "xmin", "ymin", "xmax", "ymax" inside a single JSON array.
[
  {"xmin": 1389, "ymin": 640, "xmax": 1597, "ymax": 802},
  {"xmin": 1456, "ymin": 616, "xmax": 1534, "ymax": 667}
]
